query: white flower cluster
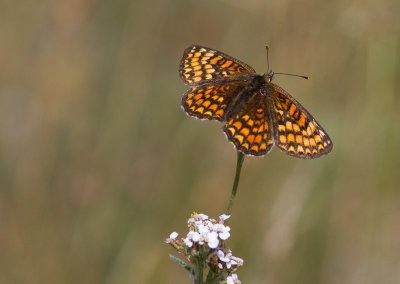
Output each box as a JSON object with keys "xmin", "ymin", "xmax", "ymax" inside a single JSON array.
[
  {"xmin": 183, "ymin": 213, "xmax": 231, "ymax": 249},
  {"xmin": 166, "ymin": 212, "xmax": 243, "ymax": 283}
]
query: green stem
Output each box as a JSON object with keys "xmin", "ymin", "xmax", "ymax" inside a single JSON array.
[{"xmin": 226, "ymin": 151, "xmax": 245, "ymax": 215}]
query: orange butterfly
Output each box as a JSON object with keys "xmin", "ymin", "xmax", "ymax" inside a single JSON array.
[{"xmin": 179, "ymin": 45, "xmax": 333, "ymax": 158}]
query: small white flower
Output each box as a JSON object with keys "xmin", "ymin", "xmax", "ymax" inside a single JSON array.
[
  {"xmin": 231, "ymin": 256, "xmax": 244, "ymax": 266},
  {"xmin": 184, "ymin": 238, "xmax": 193, "ymax": 247},
  {"xmin": 219, "ymin": 230, "xmax": 230, "ymax": 240},
  {"xmin": 198, "ymin": 213, "xmax": 209, "ymax": 220},
  {"xmin": 226, "ymin": 273, "xmax": 241, "ymax": 284},
  {"xmin": 198, "ymin": 224, "xmax": 209, "ymax": 235},
  {"xmin": 217, "ymin": 250, "xmax": 230, "ymax": 262},
  {"xmin": 169, "ymin": 232, "xmax": 178, "ymax": 239},
  {"xmin": 219, "ymin": 214, "xmax": 230, "ymax": 221},
  {"xmin": 212, "ymin": 224, "xmax": 231, "ymax": 240},
  {"xmin": 187, "ymin": 231, "xmax": 200, "ymax": 242},
  {"xmin": 207, "ymin": 231, "xmax": 219, "ymax": 248}
]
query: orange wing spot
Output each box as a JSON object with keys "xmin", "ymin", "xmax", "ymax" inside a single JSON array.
[
  {"xmin": 255, "ymin": 135, "xmax": 262, "ymax": 144},
  {"xmin": 278, "ymin": 124, "xmax": 285, "ymax": 132},
  {"xmin": 247, "ymin": 134, "xmax": 255, "ymax": 144},
  {"xmin": 204, "ymin": 64, "xmax": 212, "ymax": 69},
  {"xmin": 296, "ymin": 135, "xmax": 302, "ymax": 144},
  {"xmin": 217, "ymin": 97, "xmax": 224, "ymax": 102},
  {"xmin": 187, "ymin": 53, "xmax": 193, "ymax": 58},
  {"xmin": 242, "ymin": 142, "xmax": 249, "ymax": 150},
  {"xmin": 205, "ymin": 52, "xmax": 215, "ymax": 57},
  {"xmin": 260, "ymin": 143, "xmax": 267, "ymax": 150},
  {"xmin": 268, "ymin": 140, "xmax": 273, "ymax": 145},
  {"xmin": 298, "ymin": 115, "xmax": 306, "ymax": 127},
  {"xmin": 187, "ymin": 93, "xmax": 194, "ymax": 99},
  {"xmin": 302, "ymin": 130, "xmax": 308, "ymax": 136},
  {"xmin": 310, "ymin": 138, "xmax": 316, "ymax": 147},
  {"xmin": 204, "ymin": 111, "xmax": 212, "ymax": 116},
  {"xmin": 192, "ymin": 65, "xmax": 201, "ymax": 71},
  {"xmin": 288, "ymin": 104, "xmax": 296, "ymax": 116},
  {"xmin": 234, "ymin": 134, "xmax": 244, "ymax": 144},
  {"xmin": 315, "ymin": 135, "xmax": 322, "ymax": 144},
  {"xmin": 221, "ymin": 61, "xmax": 233, "ymax": 68},
  {"xmin": 185, "ymin": 67, "xmax": 192, "ymax": 72},
  {"xmin": 279, "ymin": 135, "xmax": 286, "ymax": 144},
  {"xmin": 193, "ymin": 77, "xmax": 202, "ymax": 82},
  {"xmin": 288, "ymin": 133, "xmax": 295, "ymax": 143},
  {"xmin": 186, "ymin": 99, "xmax": 193, "ymax": 107},
  {"xmin": 305, "ymin": 148, "xmax": 311, "ymax": 154},
  {"xmin": 206, "ymin": 69, "xmax": 216, "ymax": 74},
  {"xmin": 233, "ymin": 121, "xmax": 242, "ymax": 129},
  {"xmin": 184, "ymin": 74, "xmax": 191, "ymax": 79},
  {"xmin": 205, "ymin": 91, "xmax": 213, "ymax": 97},
  {"xmin": 303, "ymin": 138, "xmax": 310, "ymax": 147},
  {"xmin": 323, "ymin": 142, "xmax": 328, "ymax": 146},
  {"xmin": 247, "ymin": 119, "xmax": 254, "ymax": 127},
  {"xmin": 307, "ymin": 126, "xmax": 313, "ymax": 136},
  {"xmin": 201, "ymin": 56, "xmax": 210, "ymax": 61},
  {"xmin": 209, "ymin": 104, "xmax": 218, "ymax": 111},
  {"xmin": 293, "ymin": 124, "xmax": 300, "ymax": 132},
  {"xmin": 209, "ymin": 57, "xmax": 220, "ymax": 65},
  {"xmin": 192, "ymin": 56, "xmax": 200, "ymax": 61},
  {"xmin": 195, "ymin": 99, "xmax": 204, "ymax": 106},
  {"xmin": 216, "ymin": 109, "xmax": 224, "ymax": 117},
  {"xmin": 240, "ymin": 127, "xmax": 250, "ymax": 136},
  {"xmin": 262, "ymin": 133, "xmax": 267, "ymax": 139},
  {"xmin": 205, "ymin": 74, "xmax": 213, "ymax": 80},
  {"xmin": 227, "ymin": 127, "xmax": 235, "ymax": 135},
  {"xmin": 242, "ymin": 115, "xmax": 250, "ymax": 121},
  {"xmin": 196, "ymin": 106, "xmax": 204, "ymax": 113},
  {"xmin": 318, "ymin": 144, "xmax": 324, "ymax": 150},
  {"xmin": 190, "ymin": 106, "xmax": 196, "ymax": 111},
  {"xmin": 258, "ymin": 124, "xmax": 264, "ymax": 132},
  {"xmin": 202, "ymin": 100, "xmax": 211, "ymax": 108},
  {"xmin": 194, "ymin": 71, "xmax": 203, "ymax": 77},
  {"xmin": 309, "ymin": 123, "xmax": 316, "ymax": 132},
  {"xmin": 190, "ymin": 62, "xmax": 200, "ymax": 67},
  {"xmin": 297, "ymin": 145, "xmax": 305, "ymax": 153},
  {"xmin": 251, "ymin": 145, "xmax": 259, "ymax": 152},
  {"xmin": 211, "ymin": 95, "xmax": 219, "ymax": 101},
  {"xmin": 288, "ymin": 145, "xmax": 295, "ymax": 153},
  {"xmin": 312, "ymin": 148, "xmax": 318, "ymax": 154},
  {"xmin": 264, "ymin": 122, "xmax": 269, "ymax": 130},
  {"xmin": 286, "ymin": 121, "xmax": 293, "ymax": 131}
]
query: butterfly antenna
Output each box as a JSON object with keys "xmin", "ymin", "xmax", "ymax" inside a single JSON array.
[
  {"xmin": 265, "ymin": 45, "xmax": 270, "ymax": 72},
  {"xmin": 274, "ymin": 72, "xmax": 310, "ymax": 80}
]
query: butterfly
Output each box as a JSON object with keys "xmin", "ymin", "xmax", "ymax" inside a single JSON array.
[{"xmin": 179, "ymin": 45, "xmax": 333, "ymax": 159}]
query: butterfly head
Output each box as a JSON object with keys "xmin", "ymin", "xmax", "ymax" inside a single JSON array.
[{"xmin": 265, "ymin": 71, "xmax": 275, "ymax": 82}]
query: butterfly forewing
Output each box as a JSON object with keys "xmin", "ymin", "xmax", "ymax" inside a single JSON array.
[
  {"xmin": 269, "ymin": 83, "xmax": 333, "ymax": 158},
  {"xmin": 179, "ymin": 45, "xmax": 256, "ymax": 85},
  {"xmin": 223, "ymin": 93, "xmax": 273, "ymax": 156}
]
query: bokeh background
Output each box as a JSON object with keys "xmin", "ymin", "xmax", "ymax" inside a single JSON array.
[{"xmin": 1, "ymin": 0, "xmax": 399, "ymax": 283}]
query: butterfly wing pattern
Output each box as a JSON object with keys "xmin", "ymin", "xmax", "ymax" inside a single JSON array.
[
  {"xmin": 269, "ymin": 83, "xmax": 333, "ymax": 158},
  {"xmin": 179, "ymin": 45, "xmax": 333, "ymax": 159},
  {"xmin": 179, "ymin": 45, "xmax": 255, "ymax": 85}
]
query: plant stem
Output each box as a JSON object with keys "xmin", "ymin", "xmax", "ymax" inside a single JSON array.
[{"xmin": 226, "ymin": 151, "xmax": 245, "ymax": 215}]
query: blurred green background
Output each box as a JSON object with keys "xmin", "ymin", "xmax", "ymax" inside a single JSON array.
[{"xmin": 1, "ymin": 0, "xmax": 399, "ymax": 283}]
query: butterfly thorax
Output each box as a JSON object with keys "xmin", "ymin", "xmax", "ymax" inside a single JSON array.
[{"xmin": 224, "ymin": 74, "xmax": 268, "ymax": 120}]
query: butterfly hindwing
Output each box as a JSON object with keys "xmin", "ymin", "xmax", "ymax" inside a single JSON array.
[
  {"xmin": 179, "ymin": 45, "xmax": 256, "ymax": 85},
  {"xmin": 269, "ymin": 83, "xmax": 333, "ymax": 159},
  {"xmin": 223, "ymin": 93, "xmax": 274, "ymax": 156},
  {"xmin": 181, "ymin": 80, "xmax": 245, "ymax": 121}
]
